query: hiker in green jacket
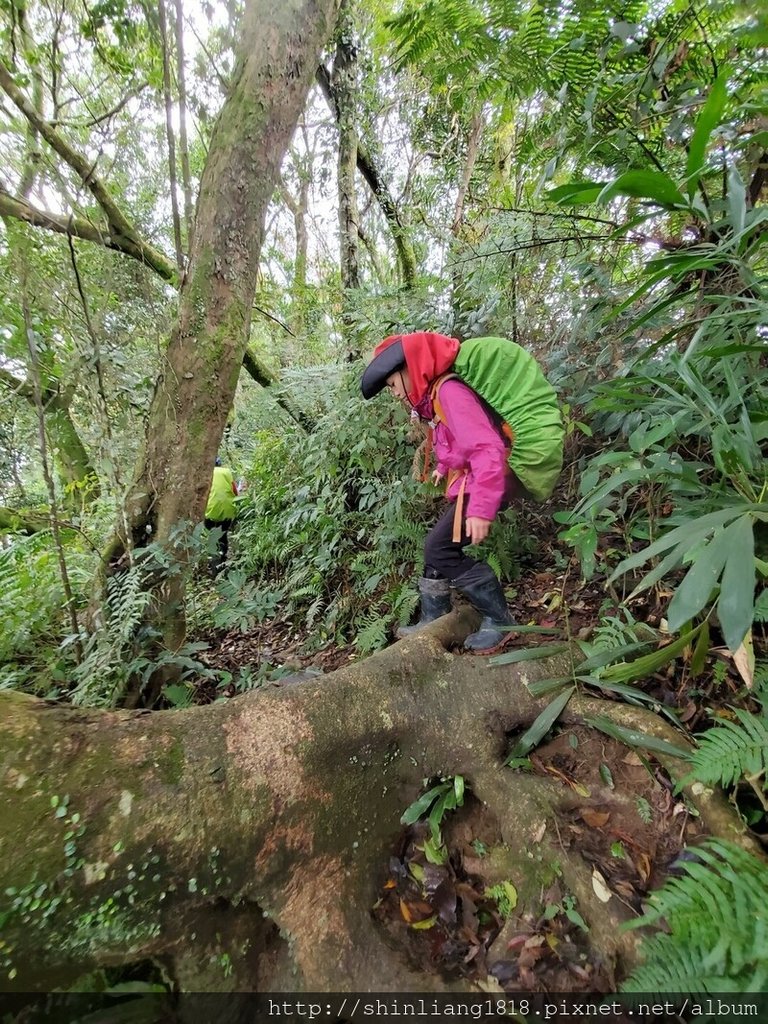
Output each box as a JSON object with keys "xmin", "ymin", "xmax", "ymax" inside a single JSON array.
[{"xmin": 204, "ymin": 457, "xmax": 238, "ymax": 575}]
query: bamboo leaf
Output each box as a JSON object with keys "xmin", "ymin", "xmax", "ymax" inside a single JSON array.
[
  {"xmin": 583, "ymin": 715, "xmax": 691, "ymax": 760},
  {"xmin": 547, "ymin": 181, "xmax": 606, "ymax": 205},
  {"xmin": 597, "ymin": 170, "xmax": 687, "ymax": 209},
  {"xmin": 488, "ymin": 644, "xmax": 569, "ymax": 666},
  {"xmin": 506, "ymin": 686, "xmax": 575, "ymax": 762},
  {"xmin": 685, "ymin": 74, "xmax": 727, "ymax": 196},
  {"xmin": 600, "ymin": 624, "xmax": 703, "ymax": 684},
  {"xmin": 526, "ymin": 676, "xmax": 573, "ymax": 698},
  {"xmin": 609, "ymin": 506, "xmax": 752, "ymax": 583},
  {"xmin": 666, "ymin": 527, "xmax": 730, "ymax": 633},
  {"xmin": 690, "ymin": 619, "xmax": 711, "ymax": 678},
  {"xmin": 718, "ymin": 516, "xmax": 755, "ymax": 653}
]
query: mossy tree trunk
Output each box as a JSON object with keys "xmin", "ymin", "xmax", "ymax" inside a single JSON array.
[
  {"xmin": 106, "ymin": 0, "xmax": 339, "ymax": 659},
  {"xmin": 0, "ymin": 615, "xmax": 756, "ymax": 993}
]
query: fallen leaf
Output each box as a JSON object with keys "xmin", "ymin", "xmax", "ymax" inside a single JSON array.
[
  {"xmin": 533, "ymin": 820, "xmax": 547, "ymax": 843},
  {"xmin": 622, "ymin": 752, "xmax": 643, "ymax": 766},
  {"xmin": 571, "ymin": 782, "xmax": 591, "ymax": 798},
  {"xmin": 410, "ymin": 915, "xmax": 437, "ymax": 930},
  {"xmin": 408, "ymin": 862, "xmax": 425, "ymax": 884},
  {"xmin": 432, "ymin": 879, "xmax": 458, "ymax": 925},
  {"xmin": 732, "ymin": 632, "xmax": 755, "ymax": 688},
  {"xmin": 545, "ymin": 933, "xmax": 560, "ymax": 952},
  {"xmin": 591, "ymin": 868, "xmax": 612, "ymax": 903},
  {"xmin": 383, "ymin": 878, "xmax": 397, "ymax": 890},
  {"xmin": 637, "ymin": 852, "xmax": 652, "ymax": 883},
  {"xmin": 580, "ymin": 809, "xmax": 610, "ymax": 828},
  {"xmin": 680, "ymin": 701, "xmax": 698, "ymax": 723},
  {"xmin": 399, "ymin": 899, "xmax": 413, "ymax": 923}
]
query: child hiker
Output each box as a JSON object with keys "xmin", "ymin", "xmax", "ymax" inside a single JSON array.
[{"xmin": 361, "ymin": 331, "xmax": 563, "ymax": 652}]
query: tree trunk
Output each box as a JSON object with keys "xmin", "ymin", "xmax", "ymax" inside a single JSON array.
[
  {"xmin": 0, "ymin": 614, "xmax": 757, "ymax": 993},
  {"xmin": 316, "ymin": 63, "xmax": 417, "ymax": 289},
  {"xmin": 333, "ymin": 0, "xmax": 361, "ymax": 353},
  {"xmin": 107, "ymin": 0, "xmax": 339, "ymax": 660}
]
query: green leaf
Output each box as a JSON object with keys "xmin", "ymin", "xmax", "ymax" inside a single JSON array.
[
  {"xmin": 422, "ymin": 836, "xmax": 448, "ymax": 865},
  {"xmin": 609, "ymin": 506, "xmax": 754, "ymax": 583},
  {"xmin": 577, "ymin": 641, "xmax": 652, "ymax": 673},
  {"xmin": 600, "ymin": 763, "xmax": 615, "ymax": 789},
  {"xmin": 597, "ymin": 170, "xmax": 687, "ymax": 209},
  {"xmin": 526, "ymin": 676, "xmax": 573, "ymax": 698},
  {"xmin": 564, "ymin": 905, "xmax": 590, "ymax": 932},
  {"xmin": 690, "ymin": 619, "xmax": 711, "ymax": 678},
  {"xmin": 599, "ymin": 625, "xmax": 703, "ymax": 684},
  {"xmin": 428, "ymin": 790, "xmax": 454, "ymax": 844},
  {"xmin": 410, "ymin": 914, "xmax": 437, "ymax": 930},
  {"xmin": 454, "ymin": 775, "xmax": 465, "ymax": 805},
  {"xmin": 583, "ymin": 715, "xmax": 691, "ymax": 760},
  {"xmin": 547, "ymin": 181, "xmax": 606, "ymax": 205},
  {"xmin": 488, "ymin": 643, "xmax": 569, "ymax": 666},
  {"xmin": 506, "ymin": 686, "xmax": 575, "ymax": 762},
  {"xmin": 667, "ymin": 527, "xmax": 731, "ymax": 633},
  {"xmin": 685, "ymin": 74, "xmax": 727, "ymax": 196},
  {"xmin": 400, "ymin": 783, "xmax": 449, "ymax": 825},
  {"xmin": 718, "ymin": 516, "xmax": 755, "ymax": 653}
]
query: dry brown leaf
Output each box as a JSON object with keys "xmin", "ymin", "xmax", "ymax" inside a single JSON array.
[
  {"xmin": 591, "ymin": 868, "xmax": 612, "ymax": 903},
  {"xmin": 732, "ymin": 632, "xmax": 755, "ymax": 688},
  {"xmin": 399, "ymin": 898, "xmax": 413, "ymax": 923},
  {"xmin": 580, "ymin": 809, "xmax": 610, "ymax": 828},
  {"xmin": 637, "ymin": 852, "xmax": 652, "ymax": 883},
  {"xmin": 622, "ymin": 752, "xmax": 643, "ymax": 766},
  {"xmin": 533, "ymin": 820, "xmax": 547, "ymax": 843}
]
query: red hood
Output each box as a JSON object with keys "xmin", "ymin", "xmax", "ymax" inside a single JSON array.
[{"xmin": 374, "ymin": 332, "xmax": 460, "ymax": 406}]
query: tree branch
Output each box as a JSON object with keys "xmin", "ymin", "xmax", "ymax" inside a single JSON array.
[
  {"xmin": 0, "ymin": 184, "xmax": 178, "ymax": 282},
  {"xmin": 0, "ymin": 364, "xmax": 33, "ymax": 399},
  {"xmin": 0, "ymin": 58, "xmax": 177, "ymax": 282},
  {"xmin": 54, "ymin": 83, "xmax": 149, "ymax": 129}
]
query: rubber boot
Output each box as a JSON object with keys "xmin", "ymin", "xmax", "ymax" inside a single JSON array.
[
  {"xmin": 451, "ymin": 562, "xmax": 514, "ymax": 652},
  {"xmin": 396, "ymin": 577, "xmax": 452, "ymax": 638}
]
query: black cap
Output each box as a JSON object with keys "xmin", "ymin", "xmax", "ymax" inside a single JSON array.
[{"xmin": 360, "ymin": 338, "xmax": 406, "ymax": 399}]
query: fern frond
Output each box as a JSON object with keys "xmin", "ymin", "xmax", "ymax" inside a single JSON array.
[
  {"xmin": 354, "ymin": 611, "xmax": 390, "ymax": 654},
  {"xmin": 685, "ymin": 710, "xmax": 768, "ymax": 790},
  {"xmin": 623, "ymin": 840, "xmax": 768, "ymax": 992}
]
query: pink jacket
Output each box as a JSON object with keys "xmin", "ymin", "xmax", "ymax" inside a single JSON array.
[{"xmin": 418, "ymin": 379, "xmax": 514, "ymax": 520}]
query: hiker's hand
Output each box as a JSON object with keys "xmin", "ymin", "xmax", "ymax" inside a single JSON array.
[
  {"xmin": 431, "ymin": 469, "xmax": 444, "ymax": 486},
  {"xmin": 465, "ymin": 516, "xmax": 492, "ymax": 545}
]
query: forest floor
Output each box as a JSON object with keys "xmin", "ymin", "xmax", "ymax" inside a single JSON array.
[{"xmin": 187, "ymin": 488, "xmax": 766, "ymax": 992}]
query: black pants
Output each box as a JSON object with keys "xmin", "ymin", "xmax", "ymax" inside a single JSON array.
[
  {"xmin": 204, "ymin": 518, "xmax": 233, "ymax": 573},
  {"xmin": 424, "ymin": 497, "xmax": 479, "ymax": 581}
]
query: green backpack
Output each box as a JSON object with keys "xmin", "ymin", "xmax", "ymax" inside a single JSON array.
[{"xmin": 431, "ymin": 336, "xmax": 564, "ymax": 502}]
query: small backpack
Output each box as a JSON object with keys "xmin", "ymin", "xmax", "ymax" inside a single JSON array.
[{"xmin": 427, "ymin": 336, "xmax": 564, "ymax": 503}]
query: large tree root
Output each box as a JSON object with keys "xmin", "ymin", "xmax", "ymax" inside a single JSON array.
[{"xmin": 0, "ymin": 610, "xmax": 756, "ymax": 992}]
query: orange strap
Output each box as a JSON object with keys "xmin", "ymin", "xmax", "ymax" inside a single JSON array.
[
  {"xmin": 420, "ymin": 428, "xmax": 433, "ymax": 482},
  {"xmin": 444, "ymin": 469, "xmax": 468, "ymax": 543}
]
